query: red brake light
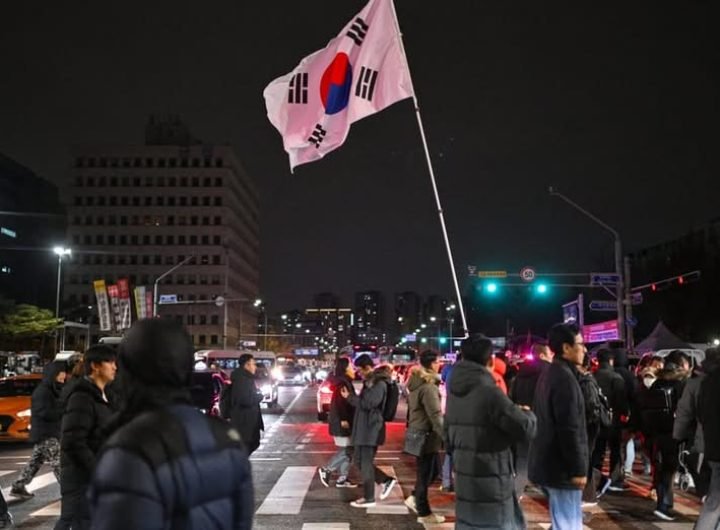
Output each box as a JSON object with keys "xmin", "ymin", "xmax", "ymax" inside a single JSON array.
[{"xmin": 320, "ymin": 385, "xmax": 334, "ymax": 394}]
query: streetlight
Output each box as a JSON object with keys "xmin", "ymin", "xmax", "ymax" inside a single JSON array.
[
  {"xmin": 153, "ymin": 255, "xmax": 196, "ymax": 317},
  {"xmin": 549, "ymin": 187, "xmax": 627, "ymax": 344},
  {"xmin": 53, "ymin": 246, "xmax": 71, "ymax": 351},
  {"xmin": 713, "ymin": 338, "xmax": 720, "ymax": 347}
]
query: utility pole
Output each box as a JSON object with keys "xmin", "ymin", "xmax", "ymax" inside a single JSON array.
[{"xmin": 624, "ymin": 256, "xmax": 634, "ymax": 350}]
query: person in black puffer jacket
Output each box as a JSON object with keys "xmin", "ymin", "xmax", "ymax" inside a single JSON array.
[
  {"xmin": 11, "ymin": 361, "xmax": 66, "ymax": 498},
  {"xmin": 89, "ymin": 318, "xmax": 253, "ymax": 530},
  {"xmin": 57, "ymin": 345, "xmax": 117, "ymax": 530},
  {"xmin": 696, "ymin": 351, "xmax": 720, "ymax": 530},
  {"xmin": 318, "ymin": 357, "xmax": 357, "ymax": 488}
]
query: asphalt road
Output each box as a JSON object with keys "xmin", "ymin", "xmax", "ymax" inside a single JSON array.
[{"xmin": 0, "ymin": 384, "xmax": 705, "ymax": 528}]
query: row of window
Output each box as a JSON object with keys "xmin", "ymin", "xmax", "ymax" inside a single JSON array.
[
  {"xmin": 75, "ymin": 158, "xmax": 224, "ymax": 170},
  {"xmin": 72, "ymin": 253, "xmax": 222, "ymax": 267},
  {"xmin": 71, "ymin": 233, "xmax": 223, "ymax": 246},
  {"xmin": 72, "ymin": 214, "xmax": 223, "ymax": 227},
  {"xmin": 68, "ymin": 332, "xmax": 220, "ymax": 348},
  {"xmin": 68, "ymin": 291, "xmax": 224, "ymax": 306},
  {"xmin": 73, "ymin": 195, "xmax": 224, "ymax": 207},
  {"xmin": 69, "ymin": 271, "xmax": 223, "ymax": 285}
]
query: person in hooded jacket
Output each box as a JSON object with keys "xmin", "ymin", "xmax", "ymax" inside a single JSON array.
[
  {"xmin": 610, "ymin": 345, "xmax": 640, "ymax": 487},
  {"xmin": 346, "ymin": 354, "xmax": 397, "ymax": 508},
  {"xmin": 229, "ymin": 353, "xmax": 264, "ymax": 454},
  {"xmin": 10, "ymin": 361, "xmax": 66, "ymax": 498},
  {"xmin": 318, "ymin": 357, "xmax": 357, "ymax": 488},
  {"xmin": 445, "ymin": 334, "xmax": 537, "ymax": 529},
  {"xmin": 56, "ymin": 345, "xmax": 117, "ymax": 530},
  {"xmin": 404, "ymin": 351, "xmax": 446, "ymax": 525},
  {"xmin": 88, "ymin": 318, "xmax": 253, "ymax": 529},
  {"xmin": 696, "ymin": 348, "xmax": 720, "ymax": 530}
]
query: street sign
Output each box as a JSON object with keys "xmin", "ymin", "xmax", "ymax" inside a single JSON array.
[
  {"xmin": 589, "ymin": 300, "xmax": 617, "ymax": 312},
  {"xmin": 520, "ymin": 266, "xmax": 536, "ymax": 282},
  {"xmin": 590, "ymin": 273, "xmax": 620, "ymax": 286},
  {"xmin": 627, "ymin": 316, "xmax": 638, "ymax": 328},
  {"xmin": 158, "ymin": 294, "xmax": 177, "ymax": 304},
  {"xmin": 583, "ymin": 320, "xmax": 620, "ymax": 343},
  {"xmin": 477, "ymin": 270, "xmax": 507, "ymax": 278},
  {"xmin": 630, "ymin": 292, "xmax": 643, "ymax": 305},
  {"xmin": 214, "ymin": 296, "xmax": 225, "ymax": 307}
]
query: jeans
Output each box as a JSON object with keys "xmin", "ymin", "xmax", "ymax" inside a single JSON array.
[
  {"xmin": 326, "ymin": 446, "xmax": 352, "ymax": 479},
  {"xmin": 355, "ymin": 445, "xmax": 391, "ymax": 501},
  {"xmin": 442, "ymin": 452, "xmax": 454, "ymax": 488},
  {"xmin": 624, "ymin": 436, "xmax": 636, "ymax": 474},
  {"xmin": 546, "ymin": 487, "xmax": 583, "ymax": 530},
  {"xmin": 413, "ymin": 453, "xmax": 437, "ymax": 517},
  {"xmin": 695, "ymin": 461, "xmax": 720, "ymax": 530},
  {"xmin": 592, "ymin": 426, "xmax": 623, "ymax": 482},
  {"xmin": 653, "ymin": 435, "xmax": 678, "ymax": 512}
]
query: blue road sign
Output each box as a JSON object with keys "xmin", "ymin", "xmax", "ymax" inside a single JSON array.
[
  {"xmin": 591, "ymin": 273, "xmax": 620, "ymax": 286},
  {"xmin": 589, "ymin": 300, "xmax": 617, "ymax": 311},
  {"xmin": 627, "ymin": 316, "xmax": 638, "ymax": 327},
  {"xmin": 631, "ymin": 292, "xmax": 643, "ymax": 305}
]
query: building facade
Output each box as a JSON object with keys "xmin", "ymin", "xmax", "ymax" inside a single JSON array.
[{"xmin": 61, "ymin": 122, "xmax": 259, "ymax": 349}]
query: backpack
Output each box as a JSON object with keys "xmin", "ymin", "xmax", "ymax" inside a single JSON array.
[
  {"xmin": 579, "ymin": 374, "xmax": 613, "ymax": 428},
  {"xmin": 640, "ymin": 386, "xmax": 674, "ymax": 434},
  {"xmin": 219, "ymin": 381, "xmax": 232, "ymax": 420},
  {"xmin": 382, "ymin": 381, "xmax": 400, "ymax": 422}
]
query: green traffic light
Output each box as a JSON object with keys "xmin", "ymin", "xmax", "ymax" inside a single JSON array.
[
  {"xmin": 485, "ymin": 282, "xmax": 498, "ymax": 294},
  {"xmin": 439, "ymin": 337, "xmax": 447, "ymax": 345},
  {"xmin": 535, "ymin": 283, "xmax": 548, "ymax": 294}
]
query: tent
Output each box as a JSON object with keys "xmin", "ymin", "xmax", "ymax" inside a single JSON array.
[{"xmin": 635, "ymin": 321, "xmax": 694, "ymax": 354}]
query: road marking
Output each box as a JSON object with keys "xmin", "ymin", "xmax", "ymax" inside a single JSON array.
[
  {"xmin": 2, "ymin": 471, "xmax": 56, "ymax": 498},
  {"xmin": 0, "ymin": 456, "xmax": 27, "ymax": 459},
  {"xmin": 375, "ymin": 457, "xmax": 400, "ymax": 461},
  {"xmin": 30, "ymin": 500, "xmax": 61, "ymax": 517},
  {"xmin": 366, "ymin": 466, "xmax": 407, "ymax": 515},
  {"xmin": 539, "ymin": 524, "xmax": 592, "ymax": 530},
  {"xmin": 0, "ymin": 471, "xmax": 14, "ymax": 478},
  {"xmin": 256, "ymin": 466, "xmax": 316, "ymax": 515},
  {"xmin": 302, "ymin": 523, "xmax": 350, "ymax": 530},
  {"xmin": 250, "ymin": 458, "xmax": 282, "ymax": 462}
]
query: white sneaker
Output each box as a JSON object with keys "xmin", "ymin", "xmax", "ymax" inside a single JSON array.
[
  {"xmin": 380, "ymin": 478, "xmax": 397, "ymax": 500},
  {"xmin": 417, "ymin": 513, "xmax": 446, "ymax": 524},
  {"xmin": 350, "ymin": 498, "xmax": 376, "ymax": 508},
  {"xmin": 404, "ymin": 495, "xmax": 417, "ymax": 513}
]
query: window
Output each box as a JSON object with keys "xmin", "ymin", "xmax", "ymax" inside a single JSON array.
[
  {"xmin": 169, "ymin": 177, "xmax": 177, "ymax": 187},
  {"xmin": 142, "ymin": 256, "xmax": 150, "ymax": 265},
  {"xmin": 214, "ymin": 177, "xmax": 222, "ymax": 187},
  {"xmin": 203, "ymin": 197, "xmax": 210, "ymax": 206},
  {"xmin": 165, "ymin": 256, "xmax": 173, "ymax": 265},
  {"xmin": 145, "ymin": 177, "xmax": 153, "ymax": 186},
  {"xmin": 200, "ymin": 315, "xmax": 207, "ymax": 325},
  {"xmin": 129, "ymin": 255, "xmax": 137, "ymax": 265},
  {"xmin": 98, "ymin": 176, "xmax": 107, "ymax": 186},
  {"xmin": 87, "ymin": 176, "xmax": 95, "ymax": 186},
  {"xmin": 108, "ymin": 215, "xmax": 116, "ymax": 225},
  {"xmin": 214, "ymin": 197, "xmax": 222, "ymax": 206},
  {"xmin": 120, "ymin": 216, "xmax": 128, "ymax": 225},
  {"xmin": 107, "ymin": 255, "xmax": 115, "ymax": 264},
  {"xmin": 133, "ymin": 177, "xmax": 141, "ymax": 187},
  {"xmin": 179, "ymin": 216, "xmax": 186, "ymax": 226},
  {"xmin": 201, "ymin": 255, "xmax": 209, "ymax": 264},
  {"xmin": 192, "ymin": 158, "xmax": 200, "ymax": 167},
  {"xmin": 72, "ymin": 234, "xmax": 80, "ymax": 244},
  {"xmin": 210, "ymin": 335, "xmax": 219, "ymax": 345},
  {"xmin": 167, "ymin": 216, "xmax": 175, "ymax": 225},
  {"xmin": 158, "ymin": 158, "xmax": 166, "ymax": 168},
  {"xmin": 120, "ymin": 197, "xmax": 128, "ymax": 206},
  {"xmin": 143, "ymin": 235, "xmax": 150, "ymax": 244},
  {"xmin": 157, "ymin": 177, "xmax": 165, "ymax": 187},
  {"xmin": 72, "ymin": 216, "xmax": 81, "ymax": 225},
  {"xmin": 201, "ymin": 235, "xmax": 209, "ymax": 245},
  {"xmin": 177, "ymin": 274, "xmax": 185, "ymax": 284},
  {"xmin": 168, "ymin": 197, "xmax": 176, "ymax": 206},
  {"xmin": 131, "ymin": 215, "xmax": 139, "ymax": 225},
  {"xmin": 188, "ymin": 274, "xmax": 196, "ymax": 284},
  {"xmin": 110, "ymin": 177, "xmax": 118, "ymax": 187},
  {"xmin": 118, "ymin": 255, "xmax": 125, "ymax": 265},
  {"xmin": 132, "ymin": 197, "xmax": 140, "ymax": 206},
  {"xmin": 154, "ymin": 255, "xmax": 161, "ymax": 265},
  {"xmin": 167, "ymin": 235, "xmax": 175, "ymax": 245},
  {"xmin": 214, "ymin": 216, "xmax": 221, "ymax": 225},
  {"xmin": 130, "ymin": 235, "xmax": 138, "ymax": 244},
  {"xmin": 199, "ymin": 335, "xmax": 206, "ymax": 345},
  {"xmin": 215, "ymin": 158, "xmax": 223, "ymax": 167},
  {"xmin": 146, "ymin": 158, "xmax": 154, "ymax": 167},
  {"xmin": 191, "ymin": 216, "xmax": 198, "ymax": 226},
  {"xmin": 122, "ymin": 177, "xmax": 130, "ymax": 186},
  {"xmin": 187, "ymin": 315, "xmax": 195, "ymax": 325},
  {"xmin": 85, "ymin": 216, "xmax": 92, "ymax": 225},
  {"xmin": 75, "ymin": 158, "xmax": 85, "ymax": 168},
  {"xmin": 95, "ymin": 235, "xmax": 104, "ymax": 244},
  {"xmin": 203, "ymin": 177, "xmax": 211, "ymax": 187},
  {"xmin": 156, "ymin": 197, "xmax": 164, "ymax": 206},
  {"xmin": 191, "ymin": 177, "xmax": 199, "ymax": 187},
  {"xmin": 109, "ymin": 197, "xmax": 117, "ymax": 206},
  {"xmin": 145, "ymin": 197, "xmax": 152, "ymax": 206},
  {"xmin": 87, "ymin": 197, "xmax": 95, "ymax": 206},
  {"xmin": 179, "ymin": 197, "xmax": 187, "ymax": 206},
  {"xmin": 211, "ymin": 274, "xmax": 221, "ymax": 285},
  {"xmin": 108, "ymin": 235, "xmax": 116, "ymax": 244},
  {"xmin": 180, "ymin": 177, "xmax": 188, "ymax": 187},
  {"xmin": 191, "ymin": 197, "xmax": 198, "ymax": 206},
  {"xmin": 74, "ymin": 197, "xmax": 82, "ymax": 206},
  {"xmin": 169, "ymin": 158, "xmax": 177, "ymax": 168},
  {"xmin": 181, "ymin": 158, "xmax": 188, "ymax": 167},
  {"xmin": 83, "ymin": 235, "xmax": 92, "ymax": 244},
  {"xmin": 213, "ymin": 236, "xmax": 221, "ymax": 245},
  {"xmin": 83, "ymin": 255, "xmax": 91, "ymax": 264},
  {"xmin": 212, "ymin": 255, "xmax": 221, "ymax": 265},
  {"xmin": 155, "ymin": 235, "xmax": 162, "ymax": 245},
  {"xmin": 119, "ymin": 235, "xmax": 127, "ymax": 244},
  {"xmin": 178, "ymin": 235, "xmax": 186, "ymax": 245},
  {"xmin": 94, "ymin": 255, "xmax": 103, "ymax": 265},
  {"xmin": 164, "ymin": 274, "xmax": 172, "ymax": 284},
  {"xmin": 200, "ymin": 275, "xmax": 208, "ymax": 285},
  {"xmin": 190, "ymin": 235, "xmax": 198, "ymax": 245},
  {"xmin": 202, "ymin": 217, "xmax": 209, "ymax": 225},
  {"xmin": 211, "ymin": 315, "xmax": 220, "ymax": 325}
]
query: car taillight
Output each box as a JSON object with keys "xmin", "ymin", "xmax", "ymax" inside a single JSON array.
[{"xmin": 320, "ymin": 385, "xmax": 334, "ymax": 394}]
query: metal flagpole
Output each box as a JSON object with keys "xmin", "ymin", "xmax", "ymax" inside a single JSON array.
[{"xmin": 388, "ymin": 0, "xmax": 469, "ymax": 337}]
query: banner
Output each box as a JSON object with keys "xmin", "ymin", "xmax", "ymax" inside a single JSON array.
[
  {"xmin": 145, "ymin": 291, "xmax": 154, "ymax": 319},
  {"xmin": 107, "ymin": 284, "xmax": 121, "ymax": 332},
  {"xmin": 134, "ymin": 286, "xmax": 147, "ymax": 320},
  {"xmin": 116, "ymin": 278, "xmax": 132, "ymax": 330},
  {"xmin": 93, "ymin": 280, "xmax": 112, "ymax": 332},
  {"xmin": 263, "ymin": 0, "xmax": 414, "ymax": 169}
]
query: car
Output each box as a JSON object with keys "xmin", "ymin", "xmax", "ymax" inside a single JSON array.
[
  {"xmin": 255, "ymin": 364, "xmax": 279, "ymax": 408},
  {"xmin": 0, "ymin": 374, "xmax": 42, "ymax": 442},
  {"xmin": 277, "ymin": 365, "xmax": 306, "ymax": 386}
]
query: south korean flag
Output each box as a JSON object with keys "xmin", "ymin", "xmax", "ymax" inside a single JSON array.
[{"xmin": 263, "ymin": 0, "xmax": 414, "ymax": 170}]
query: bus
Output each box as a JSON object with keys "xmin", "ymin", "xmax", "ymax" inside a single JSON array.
[{"xmin": 194, "ymin": 350, "xmax": 278, "ymax": 375}]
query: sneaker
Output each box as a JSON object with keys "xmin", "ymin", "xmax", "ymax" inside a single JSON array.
[
  {"xmin": 582, "ymin": 500, "xmax": 598, "ymax": 508},
  {"xmin": 335, "ymin": 478, "xmax": 357, "ymax": 488},
  {"xmin": 10, "ymin": 485, "xmax": 33, "ymax": 498},
  {"xmin": 596, "ymin": 476, "xmax": 612, "ymax": 499},
  {"xmin": 350, "ymin": 498, "xmax": 376, "ymax": 508},
  {"xmin": 654, "ymin": 508, "xmax": 676, "ymax": 521},
  {"xmin": 0, "ymin": 512, "xmax": 13, "ymax": 529},
  {"xmin": 380, "ymin": 478, "xmax": 397, "ymax": 500},
  {"xmin": 404, "ymin": 495, "xmax": 417, "ymax": 513},
  {"xmin": 318, "ymin": 467, "xmax": 330, "ymax": 488},
  {"xmin": 608, "ymin": 482, "xmax": 627, "ymax": 492},
  {"xmin": 417, "ymin": 513, "xmax": 446, "ymax": 524},
  {"xmin": 439, "ymin": 484, "xmax": 454, "ymax": 493}
]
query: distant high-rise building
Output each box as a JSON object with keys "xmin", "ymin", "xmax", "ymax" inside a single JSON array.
[
  {"xmin": 424, "ymin": 295, "xmax": 448, "ymax": 322},
  {"xmin": 354, "ymin": 290, "xmax": 384, "ymax": 332},
  {"xmin": 0, "ymin": 153, "xmax": 64, "ymax": 308},
  {"xmin": 314, "ymin": 291, "xmax": 340, "ymax": 309},
  {"xmin": 394, "ymin": 291, "xmax": 421, "ymax": 336},
  {"xmin": 61, "ymin": 118, "xmax": 260, "ymax": 349}
]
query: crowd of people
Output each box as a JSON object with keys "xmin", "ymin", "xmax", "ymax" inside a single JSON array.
[{"xmin": 0, "ymin": 318, "xmax": 718, "ymax": 529}]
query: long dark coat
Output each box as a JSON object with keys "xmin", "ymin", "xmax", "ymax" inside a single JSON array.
[{"xmin": 229, "ymin": 368, "xmax": 264, "ymax": 453}]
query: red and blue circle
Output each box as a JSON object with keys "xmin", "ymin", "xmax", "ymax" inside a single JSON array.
[{"xmin": 320, "ymin": 53, "xmax": 353, "ymax": 115}]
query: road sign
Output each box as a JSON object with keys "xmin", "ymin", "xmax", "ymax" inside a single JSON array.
[
  {"xmin": 630, "ymin": 292, "xmax": 643, "ymax": 305},
  {"xmin": 214, "ymin": 296, "xmax": 225, "ymax": 307},
  {"xmin": 627, "ymin": 316, "xmax": 638, "ymax": 328},
  {"xmin": 590, "ymin": 273, "xmax": 620, "ymax": 286},
  {"xmin": 477, "ymin": 270, "xmax": 507, "ymax": 278},
  {"xmin": 583, "ymin": 320, "xmax": 620, "ymax": 343},
  {"xmin": 589, "ymin": 300, "xmax": 617, "ymax": 312},
  {"xmin": 520, "ymin": 266, "xmax": 536, "ymax": 282},
  {"xmin": 158, "ymin": 294, "xmax": 177, "ymax": 304}
]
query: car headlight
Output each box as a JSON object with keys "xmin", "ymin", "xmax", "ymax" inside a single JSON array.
[
  {"xmin": 271, "ymin": 367, "xmax": 282, "ymax": 379},
  {"xmin": 17, "ymin": 409, "xmax": 31, "ymax": 418},
  {"xmin": 316, "ymin": 369, "xmax": 328, "ymax": 380},
  {"xmin": 261, "ymin": 384, "xmax": 272, "ymax": 394}
]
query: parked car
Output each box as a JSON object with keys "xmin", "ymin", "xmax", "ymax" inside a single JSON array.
[
  {"xmin": 277, "ymin": 365, "xmax": 306, "ymax": 386},
  {"xmin": 0, "ymin": 374, "xmax": 42, "ymax": 442}
]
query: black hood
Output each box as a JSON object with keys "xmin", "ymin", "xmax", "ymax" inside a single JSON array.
[
  {"xmin": 515, "ymin": 360, "xmax": 543, "ymax": 380},
  {"xmin": 42, "ymin": 360, "xmax": 67, "ymax": 386},
  {"xmin": 448, "ymin": 360, "xmax": 494, "ymax": 397},
  {"xmin": 611, "ymin": 348, "xmax": 629, "ymax": 368}
]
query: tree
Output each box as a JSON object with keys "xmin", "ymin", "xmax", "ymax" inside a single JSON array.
[{"xmin": 0, "ymin": 304, "xmax": 60, "ymax": 353}]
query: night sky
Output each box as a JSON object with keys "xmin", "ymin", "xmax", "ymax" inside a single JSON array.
[{"xmin": 1, "ymin": 1, "xmax": 717, "ymax": 314}]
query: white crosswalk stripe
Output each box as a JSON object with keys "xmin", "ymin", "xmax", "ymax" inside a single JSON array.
[
  {"xmin": 301, "ymin": 524, "xmax": 349, "ymax": 530},
  {"xmin": 255, "ymin": 466, "xmax": 316, "ymax": 515},
  {"xmin": 0, "ymin": 470, "xmax": 14, "ymax": 478},
  {"xmin": 1, "ymin": 470, "xmax": 56, "ymax": 498},
  {"xmin": 30, "ymin": 500, "xmax": 61, "ymax": 517}
]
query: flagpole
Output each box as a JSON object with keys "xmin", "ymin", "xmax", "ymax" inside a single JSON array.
[{"xmin": 388, "ymin": 0, "xmax": 469, "ymax": 338}]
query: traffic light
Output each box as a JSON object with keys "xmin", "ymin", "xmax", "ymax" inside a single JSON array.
[
  {"xmin": 534, "ymin": 282, "xmax": 548, "ymax": 294},
  {"xmin": 439, "ymin": 336, "xmax": 447, "ymax": 345},
  {"xmin": 485, "ymin": 282, "xmax": 498, "ymax": 294}
]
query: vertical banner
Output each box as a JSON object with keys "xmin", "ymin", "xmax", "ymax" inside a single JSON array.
[
  {"xmin": 107, "ymin": 284, "xmax": 121, "ymax": 332},
  {"xmin": 145, "ymin": 291, "xmax": 154, "ymax": 319},
  {"xmin": 116, "ymin": 278, "xmax": 132, "ymax": 330},
  {"xmin": 93, "ymin": 280, "xmax": 112, "ymax": 332},
  {"xmin": 134, "ymin": 286, "xmax": 147, "ymax": 320}
]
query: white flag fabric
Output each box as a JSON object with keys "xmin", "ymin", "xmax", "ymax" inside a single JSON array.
[{"xmin": 263, "ymin": 0, "xmax": 414, "ymax": 170}]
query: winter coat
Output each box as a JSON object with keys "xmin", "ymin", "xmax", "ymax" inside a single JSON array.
[
  {"xmin": 509, "ymin": 360, "xmax": 549, "ymax": 409},
  {"xmin": 594, "ymin": 364, "xmax": 628, "ymax": 426},
  {"xmin": 492, "ymin": 357, "xmax": 508, "ymax": 395},
  {"xmin": 445, "ymin": 360, "xmax": 536, "ymax": 529},
  {"xmin": 229, "ymin": 367, "xmax": 264, "ymax": 453},
  {"xmin": 29, "ymin": 361, "xmax": 65, "ymax": 443},
  {"xmin": 89, "ymin": 405, "xmax": 253, "ymax": 530},
  {"xmin": 349, "ymin": 365, "xmax": 392, "ymax": 447},
  {"xmin": 528, "ymin": 357, "xmax": 588, "ymax": 489},
  {"xmin": 406, "ymin": 366, "xmax": 443, "ymax": 454},
  {"xmin": 327, "ymin": 374, "xmax": 356, "ymax": 438},
  {"xmin": 698, "ymin": 367, "xmax": 720, "ymax": 462},
  {"xmin": 59, "ymin": 377, "xmax": 114, "ymax": 494},
  {"xmin": 673, "ymin": 374, "xmax": 704, "ymax": 453},
  {"xmin": 577, "ymin": 372, "xmax": 602, "ymax": 447},
  {"xmin": 612, "ymin": 348, "xmax": 641, "ymax": 428}
]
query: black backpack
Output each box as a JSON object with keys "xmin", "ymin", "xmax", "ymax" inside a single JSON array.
[
  {"xmin": 382, "ymin": 381, "xmax": 400, "ymax": 422},
  {"xmin": 219, "ymin": 381, "xmax": 232, "ymax": 420},
  {"xmin": 580, "ymin": 374, "xmax": 613, "ymax": 429},
  {"xmin": 640, "ymin": 386, "xmax": 674, "ymax": 434}
]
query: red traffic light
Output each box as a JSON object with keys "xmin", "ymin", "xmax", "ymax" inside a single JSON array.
[
  {"xmin": 678, "ymin": 276, "xmax": 685, "ymax": 285},
  {"xmin": 651, "ymin": 284, "xmax": 657, "ymax": 292}
]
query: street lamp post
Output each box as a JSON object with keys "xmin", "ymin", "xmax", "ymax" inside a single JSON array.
[
  {"xmin": 53, "ymin": 246, "xmax": 72, "ymax": 351},
  {"xmin": 153, "ymin": 255, "xmax": 196, "ymax": 318},
  {"xmin": 549, "ymin": 187, "xmax": 627, "ymax": 344}
]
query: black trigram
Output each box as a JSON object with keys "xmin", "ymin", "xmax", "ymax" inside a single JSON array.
[
  {"xmin": 308, "ymin": 124, "xmax": 327, "ymax": 148},
  {"xmin": 288, "ymin": 73, "xmax": 308, "ymax": 104},
  {"xmin": 355, "ymin": 66, "xmax": 378, "ymax": 101},
  {"xmin": 346, "ymin": 17, "xmax": 369, "ymax": 46}
]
